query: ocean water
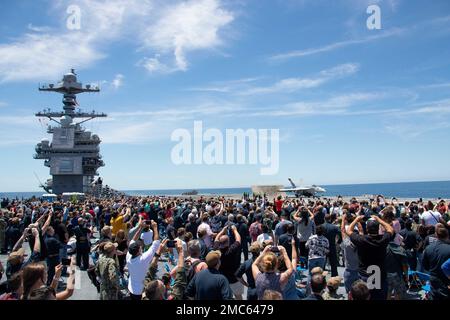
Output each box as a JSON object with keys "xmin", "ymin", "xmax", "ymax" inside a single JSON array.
[{"xmin": 1, "ymin": 180, "xmax": 450, "ymax": 200}]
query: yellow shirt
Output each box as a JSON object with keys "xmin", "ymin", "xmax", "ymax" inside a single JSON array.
[{"xmin": 111, "ymin": 215, "xmax": 126, "ymax": 235}]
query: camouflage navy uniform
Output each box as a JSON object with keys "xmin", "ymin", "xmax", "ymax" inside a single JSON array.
[
  {"xmin": 96, "ymin": 254, "xmax": 120, "ymax": 300},
  {"xmin": 322, "ymin": 291, "xmax": 346, "ymax": 300},
  {"xmin": 144, "ymin": 257, "xmax": 187, "ymax": 300},
  {"xmin": 0, "ymin": 214, "xmax": 7, "ymax": 253}
]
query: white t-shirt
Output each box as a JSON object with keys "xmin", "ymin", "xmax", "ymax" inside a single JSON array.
[
  {"xmin": 198, "ymin": 222, "xmax": 213, "ymax": 248},
  {"xmin": 172, "ymin": 238, "xmax": 187, "ymax": 261},
  {"xmin": 140, "ymin": 230, "xmax": 154, "ymax": 246},
  {"xmin": 126, "ymin": 239, "xmax": 160, "ymax": 295},
  {"xmin": 257, "ymin": 233, "xmax": 272, "ymax": 245},
  {"xmin": 420, "ymin": 210, "xmax": 442, "ymax": 226},
  {"xmin": 330, "ymin": 207, "xmax": 342, "ymax": 216}
]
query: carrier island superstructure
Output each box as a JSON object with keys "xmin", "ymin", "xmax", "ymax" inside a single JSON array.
[{"xmin": 34, "ymin": 69, "xmax": 107, "ymax": 195}]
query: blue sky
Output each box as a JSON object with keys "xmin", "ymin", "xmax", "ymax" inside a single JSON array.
[{"xmin": 0, "ymin": 0, "xmax": 450, "ymax": 192}]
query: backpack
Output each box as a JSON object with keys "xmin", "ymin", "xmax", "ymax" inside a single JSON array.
[
  {"xmin": 249, "ymin": 222, "xmax": 261, "ymax": 240},
  {"xmin": 210, "ymin": 215, "xmax": 223, "ymax": 233},
  {"xmin": 185, "ymin": 259, "xmax": 203, "ymax": 284}
]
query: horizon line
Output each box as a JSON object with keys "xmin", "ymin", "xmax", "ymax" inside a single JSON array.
[{"xmin": 2, "ymin": 179, "xmax": 450, "ymax": 194}]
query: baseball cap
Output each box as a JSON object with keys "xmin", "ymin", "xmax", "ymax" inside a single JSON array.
[
  {"xmin": 327, "ymin": 276, "xmax": 342, "ymax": 289},
  {"xmin": 310, "ymin": 266, "xmax": 328, "ymax": 277},
  {"xmin": 205, "ymin": 250, "xmax": 221, "ymax": 268},
  {"xmin": 103, "ymin": 242, "xmax": 118, "ymax": 254}
]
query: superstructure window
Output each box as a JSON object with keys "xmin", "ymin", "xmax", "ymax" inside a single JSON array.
[{"xmin": 59, "ymin": 159, "xmax": 73, "ymax": 173}]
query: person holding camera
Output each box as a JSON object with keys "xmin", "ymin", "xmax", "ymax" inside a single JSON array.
[
  {"xmin": 126, "ymin": 219, "xmax": 160, "ymax": 300},
  {"xmin": 346, "ymin": 214, "xmax": 394, "ymax": 300},
  {"xmin": 252, "ymin": 245, "xmax": 294, "ymax": 300},
  {"xmin": 143, "ymin": 239, "xmax": 187, "ymax": 300},
  {"xmin": 22, "ymin": 255, "xmax": 76, "ymax": 300},
  {"xmin": 213, "ymin": 224, "xmax": 243, "ymax": 299},
  {"xmin": 6, "ymin": 225, "xmax": 42, "ymax": 280}
]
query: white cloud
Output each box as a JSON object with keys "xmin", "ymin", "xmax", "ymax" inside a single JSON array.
[
  {"xmin": 385, "ymin": 122, "xmax": 450, "ymax": 139},
  {"xmin": 186, "ymin": 77, "xmax": 262, "ymax": 93},
  {"xmin": 0, "ymin": 0, "xmax": 234, "ymax": 82},
  {"xmin": 402, "ymin": 98, "xmax": 450, "ymax": 115},
  {"xmin": 141, "ymin": 0, "xmax": 234, "ymax": 72},
  {"xmin": 111, "ymin": 74, "xmax": 124, "ymax": 89},
  {"xmin": 0, "ymin": 0, "xmax": 144, "ymax": 82},
  {"xmin": 96, "ymin": 102, "xmax": 243, "ymax": 144},
  {"xmin": 27, "ymin": 24, "xmax": 52, "ymax": 32},
  {"xmin": 240, "ymin": 63, "xmax": 359, "ymax": 95},
  {"xmin": 248, "ymin": 92, "xmax": 384, "ymax": 116},
  {"xmin": 417, "ymin": 82, "xmax": 450, "ymax": 90},
  {"xmin": 139, "ymin": 55, "xmax": 176, "ymax": 74},
  {"xmin": 0, "ymin": 101, "xmax": 243, "ymax": 146},
  {"xmin": 0, "ymin": 33, "xmax": 104, "ymax": 82},
  {"xmin": 269, "ymin": 28, "xmax": 404, "ymax": 61},
  {"xmin": 382, "ymin": 98, "xmax": 450, "ymax": 138}
]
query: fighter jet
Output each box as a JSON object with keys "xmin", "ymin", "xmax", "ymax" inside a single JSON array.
[{"xmin": 279, "ymin": 178, "xmax": 326, "ymax": 198}]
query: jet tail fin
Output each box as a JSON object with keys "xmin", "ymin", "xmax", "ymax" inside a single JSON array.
[{"xmin": 288, "ymin": 178, "xmax": 297, "ymax": 188}]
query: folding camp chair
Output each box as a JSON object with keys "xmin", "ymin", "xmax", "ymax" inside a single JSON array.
[
  {"xmin": 408, "ymin": 270, "xmax": 431, "ymax": 299},
  {"xmin": 296, "ymin": 257, "xmax": 308, "ymax": 281}
]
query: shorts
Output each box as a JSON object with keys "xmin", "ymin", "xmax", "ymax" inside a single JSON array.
[{"xmin": 230, "ymin": 281, "xmax": 245, "ymax": 298}]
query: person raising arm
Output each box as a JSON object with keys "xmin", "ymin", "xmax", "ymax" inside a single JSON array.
[
  {"xmin": 31, "ymin": 227, "xmax": 41, "ymax": 255},
  {"xmin": 374, "ymin": 214, "xmax": 394, "ymax": 236},
  {"xmin": 214, "ymin": 225, "xmax": 241, "ymax": 248},
  {"xmin": 41, "ymin": 210, "xmax": 53, "ymax": 235},
  {"xmin": 291, "ymin": 237, "xmax": 298, "ymax": 271},
  {"xmin": 55, "ymin": 255, "xmax": 76, "ymax": 300},
  {"xmin": 251, "ymin": 245, "xmax": 294, "ymax": 288},
  {"xmin": 252, "ymin": 245, "xmax": 271, "ymax": 281}
]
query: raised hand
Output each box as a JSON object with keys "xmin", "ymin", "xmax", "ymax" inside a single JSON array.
[{"xmin": 54, "ymin": 264, "xmax": 63, "ymax": 279}]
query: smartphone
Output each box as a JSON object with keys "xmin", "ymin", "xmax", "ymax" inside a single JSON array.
[
  {"xmin": 167, "ymin": 240, "xmax": 176, "ymax": 248},
  {"xmin": 61, "ymin": 258, "xmax": 71, "ymax": 266},
  {"xmin": 270, "ymin": 246, "xmax": 279, "ymax": 253},
  {"xmin": 145, "ymin": 220, "xmax": 152, "ymax": 225}
]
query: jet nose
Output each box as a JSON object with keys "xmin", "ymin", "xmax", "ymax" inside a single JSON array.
[{"xmin": 317, "ymin": 187, "xmax": 326, "ymax": 193}]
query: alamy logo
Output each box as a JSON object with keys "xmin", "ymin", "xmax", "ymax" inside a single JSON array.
[
  {"xmin": 170, "ymin": 121, "xmax": 279, "ymax": 175},
  {"xmin": 366, "ymin": 265, "xmax": 381, "ymax": 290},
  {"xmin": 367, "ymin": 4, "xmax": 381, "ymax": 30},
  {"xmin": 66, "ymin": 5, "xmax": 81, "ymax": 30}
]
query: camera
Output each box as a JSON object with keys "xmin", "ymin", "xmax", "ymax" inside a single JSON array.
[{"xmin": 167, "ymin": 240, "xmax": 176, "ymax": 248}]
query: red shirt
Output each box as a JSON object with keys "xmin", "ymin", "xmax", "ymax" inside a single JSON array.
[
  {"xmin": 165, "ymin": 208, "xmax": 173, "ymax": 219},
  {"xmin": 138, "ymin": 212, "xmax": 149, "ymax": 220},
  {"xmin": 275, "ymin": 200, "xmax": 284, "ymax": 212}
]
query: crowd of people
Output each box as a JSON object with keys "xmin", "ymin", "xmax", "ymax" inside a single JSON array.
[{"xmin": 0, "ymin": 194, "xmax": 449, "ymax": 300}]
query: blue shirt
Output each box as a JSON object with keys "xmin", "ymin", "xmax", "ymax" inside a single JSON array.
[
  {"xmin": 282, "ymin": 274, "xmax": 300, "ymax": 300},
  {"xmin": 441, "ymin": 258, "xmax": 450, "ymax": 278},
  {"xmin": 275, "ymin": 220, "xmax": 293, "ymax": 239},
  {"xmin": 185, "ymin": 268, "xmax": 233, "ymax": 300}
]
